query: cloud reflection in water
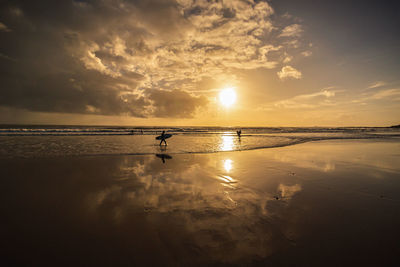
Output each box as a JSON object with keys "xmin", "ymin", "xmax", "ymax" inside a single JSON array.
[{"xmin": 84, "ymin": 153, "xmax": 297, "ymax": 264}]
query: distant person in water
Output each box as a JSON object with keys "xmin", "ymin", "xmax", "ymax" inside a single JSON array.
[
  {"xmin": 160, "ymin": 130, "xmax": 168, "ymax": 146},
  {"xmin": 236, "ymin": 129, "xmax": 241, "ymax": 138}
]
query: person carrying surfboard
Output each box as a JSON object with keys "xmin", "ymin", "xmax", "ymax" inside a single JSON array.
[
  {"xmin": 160, "ymin": 130, "xmax": 168, "ymax": 146},
  {"xmin": 155, "ymin": 131, "xmax": 172, "ymax": 145}
]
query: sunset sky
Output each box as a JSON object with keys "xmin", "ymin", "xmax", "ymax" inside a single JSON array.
[{"xmin": 0, "ymin": 0, "xmax": 399, "ymax": 126}]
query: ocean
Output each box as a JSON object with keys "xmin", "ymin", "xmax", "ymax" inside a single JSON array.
[{"xmin": 1, "ymin": 125, "xmax": 399, "ymax": 158}]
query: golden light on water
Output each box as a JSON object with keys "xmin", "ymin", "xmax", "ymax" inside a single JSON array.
[
  {"xmin": 220, "ymin": 135, "xmax": 234, "ymax": 151},
  {"xmin": 219, "ymin": 88, "xmax": 237, "ymax": 107},
  {"xmin": 223, "ymin": 159, "xmax": 233, "ymax": 172}
]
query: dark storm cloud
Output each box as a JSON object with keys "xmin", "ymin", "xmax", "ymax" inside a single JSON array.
[
  {"xmin": 149, "ymin": 89, "xmax": 207, "ymax": 118},
  {"xmin": 0, "ymin": 0, "xmax": 206, "ymax": 118},
  {"xmin": 0, "ymin": 66, "xmax": 148, "ymax": 116},
  {"xmin": 0, "ymin": 0, "xmax": 306, "ymax": 118}
]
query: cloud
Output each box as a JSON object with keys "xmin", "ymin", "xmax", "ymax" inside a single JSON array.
[
  {"xmin": 279, "ymin": 24, "xmax": 303, "ymax": 37},
  {"xmin": 0, "ymin": 53, "xmax": 15, "ymax": 61},
  {"xmin": 368, "ymin": 81, "xmax": 386, "ymax": 89},
  {"xmin": 368, "ymin": 89, "xmax": 400, "ymax": 100},
  {"xmin": 297, "ymin": 89, "xmax": 337, "ymax": 99},
  {"xmin": 277, "ymin": 65, "xmax": 302, "ymax": 80},
  {"xmin": 301, "ymin": 50, "xmax": 312, "ymax": 57},
  {"xmin": 0, "ymin": 69, "xmax": 150, "ymax": 117},
  {"xmin": 352, "ymin": 88, "xmax": 400, "ymax": 104},
  {"xmin": 270, "ymin": 89, "xmax": 341, "ymax": 109},
  {"xmin": 0, "ymin": 0, "xmax": 308, "ymax": 118},
  {"xmin": 283, "ymin": 53, "xmax": 293, "ymax": 63},
  {"xmin": 149, "ymin": 89, "xmax": 208, "ymax": 118},
  {"xmin": 0, "ymin": 22, "xmax": 11, "ymax": 32}
]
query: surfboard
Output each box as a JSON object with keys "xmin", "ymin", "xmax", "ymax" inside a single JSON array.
[
  {"xmin": 155, "ymin": 133, "xmax": 172, "ymax": 140},
  {"xmin": 156, "ymin": 154, "xmax": 172, "ymax": 159}
]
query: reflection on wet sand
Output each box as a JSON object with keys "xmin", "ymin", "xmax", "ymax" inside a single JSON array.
[
  {"xmin": 155, "ymin": 153, "xmax": 172, "ymax": 163},
  {"xmin": 0, "ymin": 154, "xmax": 297, "ymax": 265},
  {"xmin": 223, "ymin": 158, "xmax": 233, "ymax": 172},
  {"xmin": 116, "ymin": 156, "xmax": 294, "ymax": 263},
  {"xmin": 277, "ymin": 184, "xmax": 302, "ymax": 200},
  {"xmin": 1, "ymin": 140, "xmax": 400, "ymax": 265}
]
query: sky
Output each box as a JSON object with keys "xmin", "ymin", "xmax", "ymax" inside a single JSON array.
[{"xmin": 0, "ymin": 0, "xmax": 399, "ymax": 126}]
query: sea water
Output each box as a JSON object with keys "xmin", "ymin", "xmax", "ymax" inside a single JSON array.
[{"xmin": 1, "ymin": 125, "xmax": 399, "ymax": 158}]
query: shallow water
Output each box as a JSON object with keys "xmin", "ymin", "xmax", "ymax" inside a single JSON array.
[
  {"xmin": 1, "ymin": 125, "xmax": 399, "ymax": 158},
  {"xmin": 1, "ymin": 140, "xmax": 400, "ymax": 265}
]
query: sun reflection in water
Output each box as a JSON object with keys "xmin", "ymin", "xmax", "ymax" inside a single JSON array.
[
  {"xmin": 216, "ymin": 175, "xmax": 237, "ymax": 189},
  {"xmin": 220, "ymin": 135, "xmax": 234, "ymax": 151},
  {"xmin": 224, "ymin": 159, "xmax": 233, "ymax": 172}
]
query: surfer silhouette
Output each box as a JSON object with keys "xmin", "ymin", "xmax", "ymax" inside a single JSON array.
[
  {"xmin": 160, "ymin": 130, "xmax": 167, "ymax": 146},
  {"xmin": 236, "ymin": 129, "xmax": 241, "ymax": 138}
]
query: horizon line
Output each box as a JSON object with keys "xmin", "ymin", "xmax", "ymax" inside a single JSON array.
[{"xmin": 0, "ymin": 123, "xmax": 398, "ymax": 128}]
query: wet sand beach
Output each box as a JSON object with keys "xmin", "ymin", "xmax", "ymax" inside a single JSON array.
[{"xmin": 1, "ymin": 139, "xmax": 400, "ymax": 266}]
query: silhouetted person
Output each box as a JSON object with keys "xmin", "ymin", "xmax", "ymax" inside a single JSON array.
[
  {"xmin": 236, "ymin": 129, "xmax": 241, "ymax": 138},
  {"xmin": 160, "ymin": 130, "xmax": 167, "ymax": 146}
]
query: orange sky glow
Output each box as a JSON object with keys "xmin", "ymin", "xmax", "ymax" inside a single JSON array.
[{"xmin": 0, "ymin": 0, "xmax": 399, "ymax": 126}]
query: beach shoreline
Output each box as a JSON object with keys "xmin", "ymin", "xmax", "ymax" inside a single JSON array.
[{"xmin": 1, "ymin": 139, "xmax": 400, "ymax": 266}]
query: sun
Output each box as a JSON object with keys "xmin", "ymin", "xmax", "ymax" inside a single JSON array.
[{"xmin": 219, "ymin": 87, "xmax": 237, "ymax": 107}]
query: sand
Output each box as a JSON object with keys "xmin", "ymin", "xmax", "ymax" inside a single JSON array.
[{"xmin": 1, "ymin": 139, "xmax": 400, "ymax": 266}]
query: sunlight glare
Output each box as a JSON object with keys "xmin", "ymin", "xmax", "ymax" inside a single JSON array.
[
  {"xmin": 220, "ymin": 135, "xmax": 234, "ymax": 151},
  {"xmin": 219, "ymin": 88, "xmax": 237, "ymax": 107},
  {"xmin": 223, "ymin": 159, "xmax": 233, "ymax": 172}
]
